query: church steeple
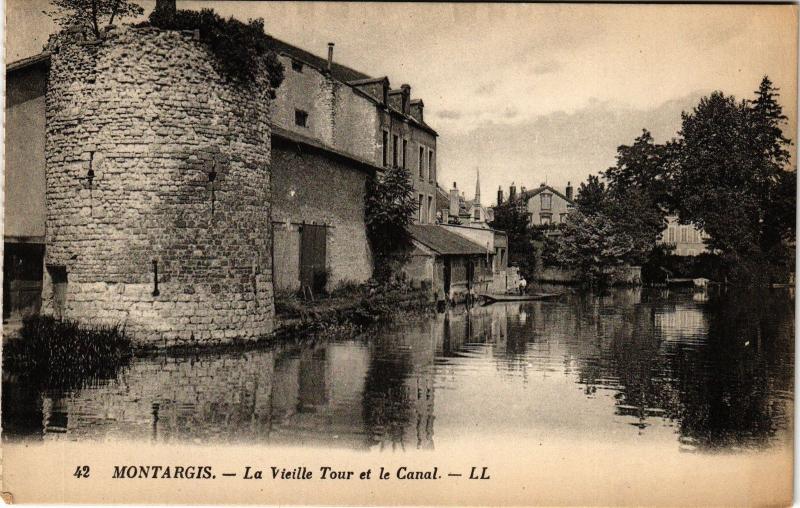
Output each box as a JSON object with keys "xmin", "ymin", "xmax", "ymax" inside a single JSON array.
[{"xmin": 474, "ymin": 167, "xmax": 481, "ymax": 205}]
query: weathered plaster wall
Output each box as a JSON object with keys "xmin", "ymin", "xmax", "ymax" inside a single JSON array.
[
  {"xmin": 41, "ymin": 26, "xmax": 276, "ymax": 345},
  {"xmin": 271, "ymin": 146, "xmax": 372, "ymax": 290},
  {"xmin": 271, "ymin": 54, "xmax": 378, "ymax": 162},
  {"xmin": 5, "ymin": 62, "xmax": 47, "ymax": 240}
]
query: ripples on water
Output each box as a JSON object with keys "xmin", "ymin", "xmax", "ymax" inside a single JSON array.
[{"xmin": 2, "ymin": 288, "xmax": 794, "ymax": 453}]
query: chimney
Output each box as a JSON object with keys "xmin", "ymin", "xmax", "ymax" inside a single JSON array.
[
  {"xmin": 497, "ymin": 186, "xmax": 504, "ymax": 205},
  {"xmin": 509, "ymin": 182, "xmax": 517, "ymax": 201},
  {"xmin": 449, "ymin": 182, "xmax": 460, "ymax": 218},
  {"xmin": 410, "ymin": 99, "xmax": 424, "ymax": 123},
  {"xmin": 154, "ymin": 0, "xmax": 176, "ymax": 20},
  {"xmin": 327, "ymin": 42, "xmax": 335, "ymax": 72},
  {"xmin": 400, "ymin": 84, "xmax": 411, "ymax": 115},
  {"xmin": 566, "ymin": 181, "xmax": 574, "ymax": 201}
]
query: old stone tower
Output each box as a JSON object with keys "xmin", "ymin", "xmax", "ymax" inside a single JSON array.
[{"xmin": 41, "ymin": 25, "xmax": 277, "ymax": 346}]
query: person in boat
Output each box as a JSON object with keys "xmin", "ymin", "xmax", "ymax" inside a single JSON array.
[{"xmin": 518, "ymin": 276, "xmax": 527, "ymax": 295}]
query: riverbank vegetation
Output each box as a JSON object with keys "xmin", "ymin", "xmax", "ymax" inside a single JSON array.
[
  {"xmin": 274, "ymin": 281, "xmax": 432, "ymax": 338},
  {"xmin": 3, "ymin": 316, "xmax": 131, "ymax": 390}
]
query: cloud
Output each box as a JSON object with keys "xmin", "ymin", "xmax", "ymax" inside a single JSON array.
[
  {"xmin": 436, "ymin": 109, "xmax": 463, "ymax": 119},
  {"xmin": 474, "ymin": 82, "xmax": 497, "ymax": 95},
  {"xmin": 503, "ymin": 106, "xmax": 519, "ymax": 119},
  {"xmin": 531, "ymin": 60, "xmax": 562, "ymax": 75},
  {"xmin": 436, "ymin": 92, "xmax": 709, "ymax": 204}
]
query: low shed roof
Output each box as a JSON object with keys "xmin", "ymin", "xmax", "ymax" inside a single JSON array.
[{"xmin": 407, "ymin": 225, "xmax": 488, "ymax": 256}]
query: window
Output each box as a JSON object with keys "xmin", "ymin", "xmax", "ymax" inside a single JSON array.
[
  {"xmin": 291, "ymin": 59, "xmax": 304, "ymax": 72},
  {"xmin": 418, "ymin": 194, "xmax": 425, "ymax": 223},
  {"xmin": 382, "ymin": 131, "xmax": 389, "ymax": 167},
  {"xmin": 428, "ymin": 196, "xmax": 434, "ymax": 223},
  {"xmin": 681, "ymin": 227, "xmax": 688, "ymax": 243},
  {"xmin": 541, "ymin": 193, "xmax": 552, "ymax": 210},
  {"xmin": 392, "ymin": 135, "xmax": 399, "ymax": 167},
  {"xmin": 428, "ymin": 150, "xmax": 434, "ymax": 183},
  {"xmin": 402, "ymin": 139, "xmax": 407, "ymax": 169},
  {"xmin": 474, "ymin": 208, "xmax": 481, "ymax": 220},
  {"xmin": 294, "ymin": 109, "xmax": 308, "ymax": 127},
  {"xmin": 668, "ymin": 226, "xmax": 675, "ymax": 243},
  {"xmin": 418, "ymin": 146, "xmax": 425, "ymax": 179}
]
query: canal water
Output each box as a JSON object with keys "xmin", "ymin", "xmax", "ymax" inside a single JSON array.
[{"xmin": 2, "ymin": 288, "xmax": 794, "ymax": 454}]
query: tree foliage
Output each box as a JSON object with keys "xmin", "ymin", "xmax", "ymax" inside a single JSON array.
[
  {"xmin": 672, "ymin": 78, "xmax": 795, "ymax": 282},
  {"xmin": 574, "ymin": 175, "xmax": 606, "ymax": 216},
  {"xmin": 47, "ymin": 0, "xmax": 144, "ymax": 38},
  {"xmin": 149, "ymin": 8, "xmax": 284, "ymax": 89},
  {"xmin": 365, "ymin": 166, "xmax": 417, "ymax": 279},
  {"xmin": 489, "ymin": 199, "xmax": 540, "ymax": 280},
  {"xmin": 556, "ymin": 211, "xmax": 634, "ymax": 287}
]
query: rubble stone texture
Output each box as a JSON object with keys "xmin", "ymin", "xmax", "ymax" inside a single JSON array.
[{"xmin": 41, "ymin": 26, "xmax": 276, "ymax": 346}]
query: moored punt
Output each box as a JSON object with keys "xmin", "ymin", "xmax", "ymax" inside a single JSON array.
[{"xmin": 480, "ymin": 292, "xmax": 565, "ymax": 304}]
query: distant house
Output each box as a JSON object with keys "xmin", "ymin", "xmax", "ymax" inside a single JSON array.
[
  {"xmin": 518, "ymin": 182, "xmax": 575, "ymax": 228},
  {"xmin": 658, "ymin": 216, "xmax": 710, "ymax": 256}
]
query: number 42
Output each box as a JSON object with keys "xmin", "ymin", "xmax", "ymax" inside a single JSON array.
[{"xmin": 73, "ymin": 465, "xmax": 90, "ymax": 478}]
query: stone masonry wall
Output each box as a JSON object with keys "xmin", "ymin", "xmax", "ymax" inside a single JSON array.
[{"xmin": 41, "ymin": 26, "xmax": 276, "ymax": 346}]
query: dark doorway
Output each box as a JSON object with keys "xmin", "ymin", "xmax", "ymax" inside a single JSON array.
[
  {"xmin": 466, "ymin": 259, "xmax": 475, "ymax": 292},
  {"xmin": 299, "ymin": 224, "xmax": 327, "ymax": 294},
  {"xmin": 47, "ymin": 265, "xmax": 68, "ymax": 320},
  {"xmin": 443, "ymin": 259, "xmax": 451, "ymax": 297},
  {"xmin": 3, "ymin": 243, "xmax": 44, "ymax": 321}
]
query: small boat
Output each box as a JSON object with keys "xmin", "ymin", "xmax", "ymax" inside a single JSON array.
[{"xmin": 480, "ymin": 292, "xmax": 564, "ymax": 304}]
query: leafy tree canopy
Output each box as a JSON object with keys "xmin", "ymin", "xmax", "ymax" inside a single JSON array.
[
  {"xmin": 47, "ymin": 0, "xmax": 144, "ymax": 38},
  {"xmin": 365, "ymin": 166, "xmax": 416, "ymax": 275}
]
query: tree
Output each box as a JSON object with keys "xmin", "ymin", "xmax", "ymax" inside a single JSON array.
[
  {"xmin": 574, "ymin": 175, "xmax": 606, "ymax": 216},
  {"xmin": 489, "ymin": 199, "xmax": 539, "ymax": 280},
  {"xmin": 47, "ymin": 0, "xmax": 144, "ymax": 38},
  {"xmin": 672, "ymin": 79, "xmax": 795, "ymax": 282},
  {"xmin": 602, "ymin": 130, "xmax": 675, "ymax": 264},
  {"xmin": 365, "ymin": 166, "xmax": 416, "ymax": 280},
  {"xmin": 555, "ymin": 210, "xmax": 634, "ymax": 287}
]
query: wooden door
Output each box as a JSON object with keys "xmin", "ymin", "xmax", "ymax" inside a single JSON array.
[{"xmin": 299, "ymin": 224, "xmax": 327, "ymax": 293}]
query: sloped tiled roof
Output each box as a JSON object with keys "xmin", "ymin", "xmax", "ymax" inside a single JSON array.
[
  {"xmin": 270, "ymin": 37, "xmax": 370, "ymax": 83},
  {"xmin": 518, "ymin": 184, "xmax": 575, "ymax": 205},
  {"xmin": 407, "ymin": 225, "xmax": 487, "ymax": 256}
]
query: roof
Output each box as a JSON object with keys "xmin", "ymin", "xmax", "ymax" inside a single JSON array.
[
  {"xmin": 270, "ymin": 37, "xmax": 370, "ymax": 83},
  {"xmin": 518, "ymin": 184, "xmax": 575, "ymax": 204},
  {"xmin": 7, "ymin": 52, "xmax": 51, "ymax": 73},
  {"xmin": 407, "ymin": 225, "xmax": 488, "ymax": 256},
  {"xmin": 271, "ymin": 125, "xmax": 380, "ymax": 175},
  {"xmin": 273, "ymin": 38, "xmax": 437, "ymax": 137}
]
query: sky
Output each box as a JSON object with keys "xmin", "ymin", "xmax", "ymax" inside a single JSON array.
[{"xmin": 6, "ymin": 1, "xmax": 798, "ymax": 203}]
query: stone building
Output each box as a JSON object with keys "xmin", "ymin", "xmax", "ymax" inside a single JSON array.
[
  {"xmin": 268, "ymin": 38, "xmax": 438, "ymax": 293},
  {"xmin": 5, "ymin": 22, "xmax": 279, "ymax": 345},
  {"xmin": 403, "ymin": 225, "xmax": 493, "ymax": 303},
  {"xmin": 4, "ymin": 4, "xmax": 443, "ymax": 340}
]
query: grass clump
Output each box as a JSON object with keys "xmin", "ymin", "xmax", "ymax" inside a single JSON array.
[{"xmin": 4, "ymin": 316, "xmax": 132, "ymax": 390}]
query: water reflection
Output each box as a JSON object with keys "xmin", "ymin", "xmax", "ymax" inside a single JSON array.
[{"xmin": 2, "ymin": 288, "xmax": 793, "ymax": 453}]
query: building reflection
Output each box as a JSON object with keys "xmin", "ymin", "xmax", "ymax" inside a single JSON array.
[{"xmin": 4, "ymin": 288, "xmax": 793, "ymax": 453}]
